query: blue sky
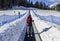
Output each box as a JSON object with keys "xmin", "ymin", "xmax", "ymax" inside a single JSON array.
[{"xmin": 28, "ymin": 0, "xmax": 60, "ymax": 5}]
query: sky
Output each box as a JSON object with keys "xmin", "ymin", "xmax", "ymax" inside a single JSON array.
[{"xmin": 28, "ymin": 0, "xmax": 60, "ymax": 5}]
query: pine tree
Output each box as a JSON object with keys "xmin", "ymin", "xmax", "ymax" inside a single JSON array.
[
  {"xmin": 39, "ymin": 2, "xmax": 43, "ymax": 9},
  {"xmin": 34, "ymin": 1, "xmax": 39, "ymax": 8},
  {"xmin": 0, "ymin": 0, "xmax": 4, "ymax": 8},
  {"xmin": 30, "ymin": 1, "xmax": 34, "ymax": 7},
  {"xmin": 56, "ymin": 4, "xmax": 60, "ymax": 10}
]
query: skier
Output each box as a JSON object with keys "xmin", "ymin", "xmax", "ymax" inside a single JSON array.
[{"xmin": 18, "ymin": 12, "xmax": 20, "ymax": 18}]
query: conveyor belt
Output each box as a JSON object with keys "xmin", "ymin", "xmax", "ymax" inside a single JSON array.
[{"xmin": 24, "ymin": 22, "xmax": 42, "ymax": 41}]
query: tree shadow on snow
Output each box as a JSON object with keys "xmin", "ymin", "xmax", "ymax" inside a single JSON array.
[{"xmin": 34, "ymin": 26, "xmax": 52, "ymax": 34}]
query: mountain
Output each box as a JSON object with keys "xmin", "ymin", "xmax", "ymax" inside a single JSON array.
[
  {"xmin": 31, "ymin": 0, "xmax": 55, "ymax": 5},
  {"xmin": 49, "ymin": 2, "xmax": 60, "ymax": 8}
]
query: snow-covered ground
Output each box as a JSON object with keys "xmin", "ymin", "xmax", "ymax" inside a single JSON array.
[
  {"xmin": 12, "ymin": 6, "xmax": 28, "ymax": 10},
  {"xmin": 0, "ymin": 10, "xmax": 28, "ymax": 26},
  {"xmin": 0, "ymin": 9, "xmax": 60, "ymax": 41},
  {"xmin": 0, "ymin": 10, "xmax": 27, "ymax": 15},
  {"xmin": 33, "ymin": 10, "xmax": 60, "ymax": 25},
  {"xmin": 31, "ymin": 10, "xmax": 60, "ymax": 41},
  {"xmin": 12, "ymin": 6, "xmax": 36, "ymax": 10},
  {"xmin": 0, "ymin": 10, "xmax": 29, "ymax": 41}
]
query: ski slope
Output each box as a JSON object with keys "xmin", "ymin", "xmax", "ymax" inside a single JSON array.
[
  {"xmin": 33, "ymin": 10, "xmax": 60, "ymax": 25},
  {"xmin": 31, "ymin": 10, "xmax": 60, "ymax": 41},
  {"xmin": 0, "ymin": 10, "xmax": 29, "ymax": 41},
  {"xmin": 0, "ymin": 10, "xmax": 28, "ymax": 26},
  {"xmin": 0, "ymin": 9, "xmax": 60, "ymax": 41}
]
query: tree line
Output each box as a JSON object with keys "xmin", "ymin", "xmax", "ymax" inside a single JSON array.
[
  {"xmin": 0, "ymin": 0, "xmax": 49, "ymax": 9},
  {"xmin": 56, "ymin": 4, "xmax": 60, "ymax": 11}
]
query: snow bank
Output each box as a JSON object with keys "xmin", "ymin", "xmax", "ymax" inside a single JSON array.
[
  {"xmin": 31, "ymin": 10, "xmax": 60, "ymax": 41},
  {"xmin": 33, "ymin": 10, "xmax": 60, "ymax": 25},
  {"xmin": 0, "ymin": 10, "xmax": 28, "ymax": 26},
  {"xmin": 0, "ymin": 10, "xmax": 27, "ymax": 15},
  {"xmin": 0, "ymin": 11, "xmax": 29, "ymax": 41},
  {"xmin": 41, "ymin": 26, "xmax": 60, "ymax": 41},
  {"xmin": 12, "ymin": 6, "xmax": 27, "ymax": 10},
  {"xmin": 34, "ymin": 10, "xmax": 60, "ymax": 17}
]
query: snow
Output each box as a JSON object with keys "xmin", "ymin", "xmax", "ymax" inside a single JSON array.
[
  {"xmin": 0, "ymin": 10, "xmax": 28, "ymax": 26},
  {"xmin": 49, "ymin": 2, "xmax": 60, "ymax": 8},
  {"xmin": 0, "ymin": 10, "xmax": 29, "ymax": 41},
  {"xmin": 31, "ymin": 10, "xmax": 60, "ymax": 41},
  {"xmin": 33, "ymin": 10, "xmax": 60, "ymax": 17},
  {"xmin": 0, "ymin": 10, "xmax": 27, "ymax": 15},
  {"xmin": 0, "ymin": 9, "xmax": 60, "ymax": 41},
  {"xmin": 33, "ymin": 10, "xmax": 60, "ymax": 25},
  {"xmin": 12, "ymin": 6, "xmax": 27, "ymax": 10},
  {"xmin": 12, "ymin": 6, "xmax": 36, "ymax": 10},
  {"xmin": 49, "ymin": 2, "xmax": 58, "ymax": 8},
  {"xmin": 40, "ymin": 26, "xmax": 60, "ymax": 41}
]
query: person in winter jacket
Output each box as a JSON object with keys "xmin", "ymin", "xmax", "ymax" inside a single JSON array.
[
  {"xmin": 26, "ymin": 14, "xmax": 32, "ymax": 37},
  {"xmin": 26, "ymin": 15, "xmax": 32, "ymax": 26}
]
